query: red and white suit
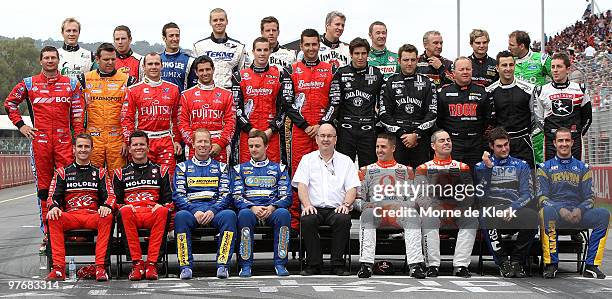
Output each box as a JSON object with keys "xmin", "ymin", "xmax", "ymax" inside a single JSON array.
[
  {"xmin": 178, "ymin": 83, "xmax": 236, "ymax": 164},
  {"xmin": 3, "ymin": 72, "xmax": 84, "ymax": 231},
  {"xmin": 122, "ymin": 78, "xmax": 181, "ymax": 177}
]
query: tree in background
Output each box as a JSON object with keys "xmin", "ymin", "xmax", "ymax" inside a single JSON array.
[{"xmin": 0, "ymin": 38, "xmax": 39, "ymax": 115}]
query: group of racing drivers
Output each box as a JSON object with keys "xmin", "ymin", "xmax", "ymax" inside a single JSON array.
[{"xmin": 2, "ymin": 7, "xmax": 609, "ymax": 282}]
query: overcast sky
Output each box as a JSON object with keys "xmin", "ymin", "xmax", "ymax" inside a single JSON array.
[{"xmin": 2, "ymin": 0, "xmax": 610, "ymax": 58}]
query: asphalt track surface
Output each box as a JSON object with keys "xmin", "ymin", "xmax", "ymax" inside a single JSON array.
[{"xmin": 0, "ymin": 184, "xmax": 611, "ymax": 298}]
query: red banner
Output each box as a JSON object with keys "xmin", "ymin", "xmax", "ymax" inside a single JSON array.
[{"xmin": 0, "ymin": 155, "xmax": 34, "ymax": 189}]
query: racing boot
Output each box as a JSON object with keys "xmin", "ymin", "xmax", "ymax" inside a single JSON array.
[
  {"xmin": 95, "ymin": 265, "xmax": 109, "ymax": 282},
  {"xmin": 145, "ymin": 261, "xmax": 159, "ymax": 280},
  {"xmin": 46, "ymin": 266, "xmax": 66, "ymax": 281},
  {"xmin": 543, "ymin": 263, "xmax": 558, "ymax": 279},
  {"xmin": 357, "ymin": 263, "xmax": 373, "ymax": 278},
  {"xmin": 584, "ymin": 265, "xmax": 606, "ymax": 279},
  {"xmin": 128, "ymin": 260, "xmax": 145, "ymax": 281}
]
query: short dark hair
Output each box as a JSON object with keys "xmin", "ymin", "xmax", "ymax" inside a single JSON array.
[
  {"xmin": 552, "ymin": 52, "xmax": 571, "ymax": 67},
  {"xmin": 129, "ymin": 130, "xmax": 149, "ymax": 145},
  {"xmin": 96, "ymin": 43, "xmax": 116, "ymax": 58},
  {"xmin": 162, "ymin": 22, "xmax": 180, "ymax": 37},
  {"xmin": 496, "ymin": 50, "xmax": 514, "ymax": 64},
  {"xmin": 40, "ymin": 46, "xmax": 59, "ymax": 60},
  {"xmin": 377, "ymin": 132, "xmax": 396, "ymax": 146},
  {"xmin": 248, "ymin": 130, "xmax": 269, "ymax": 145},
  {"xmin": 113, "ymin": 25, "xmax": 132, "ymax": 39},
  {"xmin": 368, "ymin": 21, "xmax": 386, "ymax": 35},
  {"xmin": 398, "ymin": 44, "xmax": 418, "ymax": 58},
  {"xmin": 488, "ymin": 127, "xmax": 510, "ymax": 145},
  {"xmin": 143, "ymin": 52, "xmax": 161, "ymax": 65},
  {"xmin": 72, "ymin": 133, "xmax": 93, "ymax": 146},
  {"xmin": 509, "ymin": 30, "xmax": 530, "ymax": 49},
  {"xmin": 252, "ymin": 36, "xmax": 270, "ymax": 50},
  {"xmin": 554, "ymin": 127, "xmax": 572, "ymax": 139},
  {"xmin": 300, "ymin": 29, "xmax": 320, "ymax": 44},
  {"xmin": 193, "ymin": 55, "xmax": 215, "ymax": 70},
  {"xmin": 260, "ymin": 16, "xmax": 279, "ymax": 32},
  {"xmin": 349, "ymin": 37, "xmax": 370, "ymax": 54}
]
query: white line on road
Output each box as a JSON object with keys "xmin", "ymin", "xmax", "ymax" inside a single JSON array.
[{"xmin": 0, "ymin": 193, "xmax": 36, "ymax": 204}]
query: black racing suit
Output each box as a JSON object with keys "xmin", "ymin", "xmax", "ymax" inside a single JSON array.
[
  {"xmin": 487, "ymin": 79, "xmax": 537, "ymax": 168},
  {"xmin": 416, "ymin": 53, "xmax": 454, "ymax": 89},
  {"xmin": 321, "ymin": 64, "xmax": 384, "ymax": 168},
  {"xmin": 378, "ymin": 72, "xmax": 437, "ymax": 168},
  {"xmin": 469, "ymin": 53, "xmax": 498, "ymax": 87},
  {"xmin": 437, "ymin": 82, "xmax": 493, "ymax": 169}
]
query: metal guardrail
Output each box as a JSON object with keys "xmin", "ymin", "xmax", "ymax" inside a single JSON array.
[{"xmin": 0, "ymin": 154, "xmax": 34, "ymax": 189}]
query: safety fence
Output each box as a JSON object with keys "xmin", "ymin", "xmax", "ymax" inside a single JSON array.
[{"xmin": 0, "ymin": 155, "xmax": 34, "ymax": 189}]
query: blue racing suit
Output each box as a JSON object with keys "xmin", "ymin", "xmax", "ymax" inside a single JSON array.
[
  {"xmin": 173, "ymin": 157, "xmax": 237, "ymax": 270},
  {"xmin": 231, "ymin": 159, "xmax": 291, "ymax": 267},
  {"xmin": 537, "ymin": 156, "xmax": 609, "ymax": 266},
  {"xmin": 160, "ymin": 49, "xmax": 195, "ymax": 92},
  {"xmin": 474, "ymin": 155, "xmax": 538, "ymax": 265}
]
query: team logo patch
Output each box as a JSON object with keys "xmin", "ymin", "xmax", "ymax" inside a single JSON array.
[
  {"xmin": 177, "ymin": 233, "xmax": 189, "ymax": 266},
  {"xmin": 278, "ymin": 226, "xmax": 289, "ymax": 259},
  {"xmin": 217, "ymin": 231, "xmax": 234, "ymax": 264},
  {"xmin": 240, "ymin": 227, "xmax": 251, "ymax": 260},
  {"xmin": 551, "ymin": 99, "xmax": 574, "ymax": 116},
  {"xmin": 187, "ymin": 177, "xmax": 219, "ymax": 187}
]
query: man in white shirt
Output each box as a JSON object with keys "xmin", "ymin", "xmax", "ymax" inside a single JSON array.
[{"xmin": 292, "ymin": 123, "xmax": 361, "ymax": 276}]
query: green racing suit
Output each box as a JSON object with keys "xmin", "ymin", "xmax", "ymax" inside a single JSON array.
[
  {"xmin": 514, "ymin": 50, "xmax": 552, "ymax": 164},
  {"xmin": 368, "ymin": 48, "xmax": 399, "ymax": 80}
]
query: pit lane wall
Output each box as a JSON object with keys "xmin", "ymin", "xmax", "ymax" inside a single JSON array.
[{"xmin": 0, "ymin": 155, "xmax": 34, "ymax": 189}]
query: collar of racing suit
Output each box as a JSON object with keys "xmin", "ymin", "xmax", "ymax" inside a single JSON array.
[
  {"xmin": 432, "ymin": 155, "xmax": 453, "ymax": 166},
  {"xmin": 555, "ymin": 155, "xmax": 573, "ymax": 164},
  {"xmin": 250, "ymin": 158, "xmax": 270, "ymax": 167},
  {"xmin": 97, "ymin": 68, "xmax": 118, "ymax": 78},
  {"xmin": 456, "ymin": 82, "xmax": 471, "ymax": 90},
  {"xmin": 469, "ymin": 53, "xmax": 489, "ymax": 64},
  {"xmin": 191, "ymin": 156, "xmax": 212, "ymax": 167},
  {"xmin": 500, "ymin": 78, "xmax": 518, "ymax": 89},
  {"xmin": 197, "ymin": 82, "xmax": 215, "ymax": 90},
  {"xmin": 73, "ymin": 161, "xmax": 92, "ymax": 171},
  {"xmin": 321, "ymin": 34, "xmax": 341, "ymax": 49},
  {"xmin": 164, "ymin": 49, "xmax": 182, "ymax": 56},
  {"xmin": 40, "ymin": 71, "xmax": 61, "ymax": 84},
  {"xmin": 399, "ymin": 71, "xmax": 417, "ymax": 80},
  {"xmin": 271, "ymin": 43, "xmax": 281, "ymax": 53},
  {"xmin": 302, "ymin": 58, "xmax": 322, "ymax": 67},
  {"xmin": 350, "ymin": 63, "xmax": 368, "ymax": 73},
  {"xmin": 144, "ymin": 76, "xmax": 163, "ymax": 87},
  {"xmin": 116, "ymin": 49, "xmax": 134, "ymax": 59},
  {"xmin": 130, "ymin": 160, "xmax": 151, "ymax": 170},
  {"xmin": 491, "ymin": 154, "xmax": 512, "ymax": 166},
  {"xmin": 210, "ymin": 33, "xmax": 229, "ymax": 44},
  {"xmin": 251, "ymin": 63, "xmax": 270, "ymax": 73},
  {"xmin": 62, "ymin": 43, "xmax": 80, "ymax": 52},
  {"xmin": 515, "ymin": 50, "xmax": 532, "ymax": 64},
  {"xmin": 551, "ymin": 79, "xmax": 570, "ymax": 89},
  {"xmin": 370, "ymin": 47, "xmax": 388, "ymax": 57},
  {"xmin": 376, "ymin": 160, "xmax": 397, "ymax": 168}
]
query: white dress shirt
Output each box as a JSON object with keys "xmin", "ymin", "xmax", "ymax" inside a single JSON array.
[{"xmin": 292, "ymin": 150, "xmax": 361, "ymax": 208}]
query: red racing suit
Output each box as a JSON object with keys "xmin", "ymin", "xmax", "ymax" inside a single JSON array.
[
  {"xmin": 122, "ymin": 78, "xmax": 181, "ymax": 178},
  {"xmin": 178, "ymin": 83, "xmax": 236, "ymax": 164},
  {"xmin": 3, "ymin": 72, "xmax": 85, "ymax": 231},
  {"xmin": 116, "ymin": 49, "xmax": 143, "ymax": 80},
  {"xmin": 46, "ymin": 162, "xmax": 115, "ymax": 267},
  {"xmin": 231, "ymin": 64, "xmax": 293, "ymax": 164},
  {"xmin": 284, "ymin": 59, "xmax": 333, "ymax": 229},
  {"xmin": 113, "ymin": 161, "xmax": 172, "ymax": 263}
]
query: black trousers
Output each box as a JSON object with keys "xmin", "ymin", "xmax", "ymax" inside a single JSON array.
[
  {"xmin": 300, "ymin": 207, "xmax": 352, "ymax": 267},
  {"xmin": 480, "ymin": 207, "xmax": 538, "ymax": 265},
  {"xmin": 336, "ymin": 123, "xmax": 377, "ymax": 168},
  {"xmin": 394, "ymin": 135, "xmax": 431, "ymax": 169}
]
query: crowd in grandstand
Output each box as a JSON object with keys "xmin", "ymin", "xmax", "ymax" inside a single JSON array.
[{"xmin": 2, "ymin": 7, "xmax": 610, "ymax": 283}]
